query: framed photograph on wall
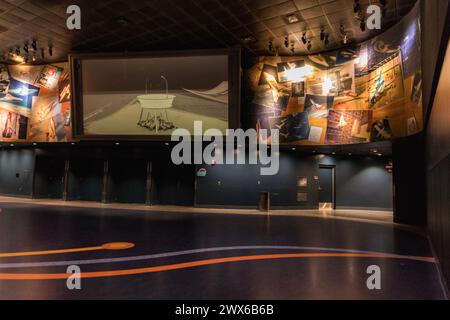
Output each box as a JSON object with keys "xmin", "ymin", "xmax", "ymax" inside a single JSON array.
[
  {"xmin": 297, "ymin": 177, "xmax": 308, "ymax": 187},
  {"xmin": 297, "ymin": 192, "xmax": 308, "ymax": 202}
]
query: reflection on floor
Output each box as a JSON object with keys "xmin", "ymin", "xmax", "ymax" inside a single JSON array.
[
  {"xmin": 0, "ymin": 196, "xmax": 393, "ymax": 224},
  {"xmin": 0, "ymin": 198, "xmax": 446, "ymax": 300}
]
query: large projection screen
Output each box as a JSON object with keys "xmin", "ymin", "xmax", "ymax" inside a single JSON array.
[{"xmin": 71, "ymin": 49, "xmax": 240, "ymax": 139}]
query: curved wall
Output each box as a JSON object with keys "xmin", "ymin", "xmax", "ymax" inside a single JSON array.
[
  {"xmin": 0, "ymin": 62, "xmax": 72, "ymax": 143},
  {"xmin": 243, "ymin": 2, "xmax": 422, "ymax": 146}
]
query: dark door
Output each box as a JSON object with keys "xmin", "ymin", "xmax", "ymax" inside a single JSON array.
[
  {"xmin": 155, "ymin": 163, "xmax": 195, "ymax": 206},
  {"xmin": 33, "ymin": 156, "xmax": 65, "ymax": 199},
  {"xmin": 69, "ymin": 158, "xmax": 103, "ymax": 202},
  {"xmin": 109, "ymin": 159, "xmax": 147, "ymax": 204},
  {"xmin": 319, "ymin": 166, "xmax": 334, "ymax": 207}
]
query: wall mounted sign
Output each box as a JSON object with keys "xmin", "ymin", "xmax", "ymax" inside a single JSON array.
[
  {"xmin": 196, "ymin": 168, "xmax": 207, "ymax": 177},
  {"xmin": 297, "ymin": 177, "xmax": 308, "ymax": 187}
]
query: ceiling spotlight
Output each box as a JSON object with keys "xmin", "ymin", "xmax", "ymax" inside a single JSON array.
[
  {"xmin": 15, "ymin": 47, "xmax": 20, "ymax": 56},
  {"xmin": 268, "ymin": 40, "xmax": 274, "ymax": 53},
  {"xmin": 320, "ymin": 28, "xmax": 325, "ymax": 41},
  {"xmin": 23, "ymin": 43, "xmax": 29, "ymax": 54},
  {"xmin": 240, "ymin": 34, "xmax": 256, "ymax": 44},
  {"xmin": 285, "ymin": 13, "xmax": 300, "ymax": 24},
  {"xmin": 290, "ymin": 41, "xmax": 295, "ymax": 54},
  {"xmin": 360, "ymin": 19, "xmax": 366, "ymax": 32},
  {"xmin": 115, "ymin": 16, "xmax": 131, "ymax": 27},
  {"xmin": 48, "ymin": 45, "xmax": 53, "ymax": 57},
  {"xmin": 324, "ymin": 34, "xmax": 329, "ymax": 46},
  {"xmin": 340, "ymin": 24, "xmax": 348, "ymax": 44},
  {"xmin": 307, "ymin": 40, "xmax": 312, "ymax": 51},
  {"xmin": 284, "ymin": 35, "xmax": 289, "ymax": 48},
  {"xmin": 342, "ymin": 34, "xmax": 349, "ymax": 45},
  {"xmin": 353, "ymin": 0, "xmax": 361, "ymax": 13},
  {"xmin": 301, "ymin": 32, "xmax": 307, "ymax": 44},
  {"xmin": 31, "ymin": 39, "xmax": 37, "ymax": 51}
]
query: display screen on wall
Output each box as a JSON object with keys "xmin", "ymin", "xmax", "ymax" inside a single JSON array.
[
  {"xmin": 71, "ymin": 49, "xmax": 240, "ymax": 139},
  {"xmin": 245, "ymin": 2, "xmax": 422, "ymax": 146},
  {"xmin": 0, "ymin": 63, "xmax": 72, "ymax": 143}
]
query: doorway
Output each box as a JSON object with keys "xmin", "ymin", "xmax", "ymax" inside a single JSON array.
[{"xmin": 319, "ymin": 165, "xmax": 336, "ymax": 210}]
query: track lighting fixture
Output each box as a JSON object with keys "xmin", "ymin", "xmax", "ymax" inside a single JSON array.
[
  {"xmin": 15, "ymin": 47, "xmax": 20, "ymax": 56},
  {"xmin": 301, "ymin": 32, "xmax": 307, "ymax": 45},
  {"xmin": 342, "ymin": 34, "xmax": 349, "ymax": 45},
  {"xmin": 284, "ymin": 35, "xmax": 289, "ymax": 48},
  {"xmin": 320, "ymin": 28, "xmax": 325, "ymax": 41},
  {"xmin": 240, "ymin": 35, "xmax": 256, "ymax": 44},
  {"xmin": 285, "ymin": 13, "xmax": 299, "ymax": 24},
  {"xmin": 31, "ymin": 39, "xmax": 37, "ymax": 51},
  {"xmin": 268, "ymin": 40, "xmax": 274, "ymax": 53},
  {"xmin": 48, "ymin": 45, "xmax": 53, "ymax": 57},
  {"xmin": 307, "ymin": 40, "xmax": 312, "ymax": 51},
  {"xmin": 23, "ymin": 43, "xmax": 29, "ymax": 54},
  {"xmin": 340, "ymin": 24, "xmax": 349, "ymax": 44},
  {"xmin": 353, "ymin": 0, "xmax": 361, "ymax": 14},
  {"xmin": 360, "ymin": 19, "xmax": 366, "ymax": 32}
]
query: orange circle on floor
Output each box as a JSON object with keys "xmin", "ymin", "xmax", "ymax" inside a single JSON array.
[{"xmin": 102, "ymin": 242, "xmax": 135, "ymax": 250}]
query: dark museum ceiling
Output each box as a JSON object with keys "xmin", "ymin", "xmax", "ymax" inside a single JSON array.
[{"xmin": 0, "ymin": 0, "xmax": 418, "ymax": 63}]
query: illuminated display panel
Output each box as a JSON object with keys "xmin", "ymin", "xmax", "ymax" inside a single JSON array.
[
  {"xmin": 245, "ymin": 2, "xmax": 422, "ymax": 146},
  {"xmin": 0, "ymin": 62, "xmax": 72, "ymax": 143},
  {"xmin": 71, "ymin": 49, "xmax": 240, "ymax": 140}
]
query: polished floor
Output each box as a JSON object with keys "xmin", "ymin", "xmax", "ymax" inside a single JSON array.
[{"xmin": 0, "ymin": 200, "xmax": 446, "ymax": 300}]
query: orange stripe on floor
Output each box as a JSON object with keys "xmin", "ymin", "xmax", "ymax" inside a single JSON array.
[
  {"xmin": 0, "ymin": 242, "xmax": 134, "ymax": 258},
  {"xmin": 0, "ymin": 252, "xmax": 435, "ymax": 280}
]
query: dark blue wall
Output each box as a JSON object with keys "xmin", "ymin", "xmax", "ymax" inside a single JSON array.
[
  {"xmin": 33, "ymin": 155, "xmax": 65, "ymax": 199},
  {"xmin": 0, "ymin": 149, "xmax": 35, "ymax": 197},
  {"xmin": 196, "ymin": 152, "xmax": 393, "ymax": 211},
  {"xmin": 0, "ymin": 148, "xmax": 393, "ymax": 211},
  {"xmin": 195, "ymin": 153, "xmax": 319, "ymax": 209},
  {"xmin": 318, "ymin": 156, "xmax": 393, "ymax": 210}
]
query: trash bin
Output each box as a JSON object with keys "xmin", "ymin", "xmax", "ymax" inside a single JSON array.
[{"xmin": 259, "ymin": 192, "xmax": 270, "ymax": 212}]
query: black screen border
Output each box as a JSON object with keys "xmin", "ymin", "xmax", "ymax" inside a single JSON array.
[{"xmin": 69, "ymin": 48, "xmax": 241, "ymax": 141}]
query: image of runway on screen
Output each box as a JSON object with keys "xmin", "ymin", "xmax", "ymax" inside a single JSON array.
[{"xmin": 81, "ymin": 55, "xmax": 229, "ymax": 136}]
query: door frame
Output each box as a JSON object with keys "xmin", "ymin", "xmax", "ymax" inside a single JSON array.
[{"xmin": 319, "ymin": 164, "xmax": 336, "ymax": 210}]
